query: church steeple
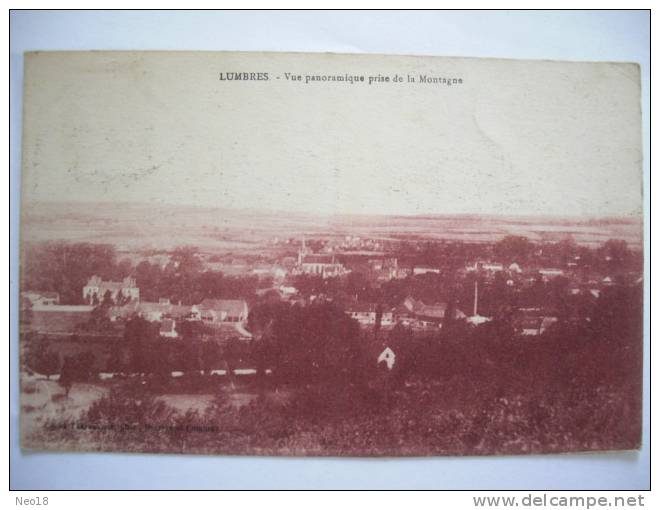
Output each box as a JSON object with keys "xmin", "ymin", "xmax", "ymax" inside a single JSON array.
[{"xmin": 298, "ymin": 234, "xmax": 306, "ymax": 265}]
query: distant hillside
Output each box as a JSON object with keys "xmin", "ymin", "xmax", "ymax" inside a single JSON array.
[{"xmin": 20, "ymin": 201, "xmax": 643, "ymax": 251}]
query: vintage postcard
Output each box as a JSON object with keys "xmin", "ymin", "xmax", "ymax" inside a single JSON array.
[{"xmin": 19, "ymin": 51, "xmax": 643, "ymax": 456}]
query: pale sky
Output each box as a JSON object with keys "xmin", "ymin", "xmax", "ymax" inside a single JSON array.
[{"xmin": 21, "ymin": 51, "xmax": 643, "ymax": 218}]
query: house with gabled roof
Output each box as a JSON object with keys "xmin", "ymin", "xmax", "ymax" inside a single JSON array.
[
  {"xmin": 345, "ymin": 302, "xmax": 394, "ymax": 327},
  {"xmin": 21, "ymin": 291, "xmax": 60, "ymax": 307},
  {"xmin": 109, "ymin": 300, "xmax": 200, "ymax": 323},
  {"xmin": 159, "ymin": 319, "xmax": 178, "ymax": 338},
  {"xmin": 400, "ymin": 296, "xmax": 466, "ymax": 323},
  {"xmin": 83, "ymin": 275, "xmax": 139, "ymax": 304},
  {"xmin": 513, "ymin": 311, "xmax": 559, "ymax": 336},
  {"xmin": 198, "ymin": 299, "xmax": 249, "ymax": 323}
]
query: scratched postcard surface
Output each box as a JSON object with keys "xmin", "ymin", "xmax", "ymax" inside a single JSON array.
[{"xmin": 19, "ymin": 51, "xmax": 643, "ymax": 456}]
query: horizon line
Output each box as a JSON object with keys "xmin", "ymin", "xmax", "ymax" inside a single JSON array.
[{"xmin": 23, "ymin": 199, "xmax": 644, "ymax": 223}]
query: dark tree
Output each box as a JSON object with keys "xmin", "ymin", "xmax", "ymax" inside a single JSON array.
[
  {"xmin": 124, "ymin": 316, "xmax": 159, "ymax": 374},
  {"xmin": 26, "ymin": 343, "xmax": 61, "ymax": 380},
  {"xmin": 258, "ymin": 302, "xmax": 366, "ymax": 387},
  {"xmin": 199, "ymin": 340, "xmax": 222, "ymax": 376},
  {"xmin": 59, "ymin": 351, "xmax": 96, "ymax": 396},
  {"xmin": 493, "ymin": 236, "xmax": 533, "ymax": 263},
  {"xmin": 600, "ymin": 239, "xmax": 631, "ymax": 266},
  {"xmin": 21, "ymin": 242, "xmax": 117, "ymax": 304},
  {"xmin": 374, "ymin": 304, "xmax": 383, "ymax": 336},
  {"xmin": 19, "ymin": 297, "xmax": 33, "ymax": 327}
]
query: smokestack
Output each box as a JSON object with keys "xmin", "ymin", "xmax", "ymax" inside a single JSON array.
[{"xmin": 473, "ymin": 280, "xmax": 478, "ymax": 317}]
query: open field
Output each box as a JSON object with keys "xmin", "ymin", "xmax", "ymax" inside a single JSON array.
[{"xmin": 22, "ymin": 201, "xmax": 643, "ymax": 251}]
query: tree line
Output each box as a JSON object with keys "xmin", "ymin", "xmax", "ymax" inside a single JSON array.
[{"xmin": 21, "ymin": 242, "xmax": 269, "ymax": 306}]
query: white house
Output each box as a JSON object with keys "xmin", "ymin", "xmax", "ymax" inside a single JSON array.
[
  {"xmin": 109, "ymin": 301, "xmax": 200, "ymax": 322},
  {"xmin": 413, "ymin": 266, "xmax": 440, "ymax": 275},
  {"xmin": 83, "ymin": 275, "xmax": 139, "ymax": 304},
  {"xmin": 21, "ymin": 291, "xmax": 59, "ymax": 306},
  {"xmin": 538, "ymin": 269, "xmax": 564, "ymax": 280},
  {"xmin": 377, "ymin": 347, "xmax": 396, "ymax": 370},
  {"xmin": 509, "ymin": 262, "xmax": 522, "ymax": 273},
  {"xmin": 466, "ymin": 262, "xmax": 504, "ymax": 273}
]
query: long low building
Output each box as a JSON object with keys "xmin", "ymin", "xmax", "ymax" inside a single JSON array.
[
  {"xmin": 109, "ymin": 300, "xmax": 200, "ymax": 322},
  {"xmin": 21, "ymin": 291, "xmax": 60, "ymax": 306},
  {"xmin": 198, "ymin": 299, "xmax": 249, "ymax": 323},
  {"xmin": 346, "ymin": 303, "xmax": 395, "ymax": 327},
  {"xmin": 28, "ymin": 299, "xmax": 253, "ymax": 341},
  {"xmin": 345, "ymin": 296, "xmax": 466, "ymax": 329},
  {"xmin": 108, "ymin": 298, "xmax": 249, "ymax": 324}
]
